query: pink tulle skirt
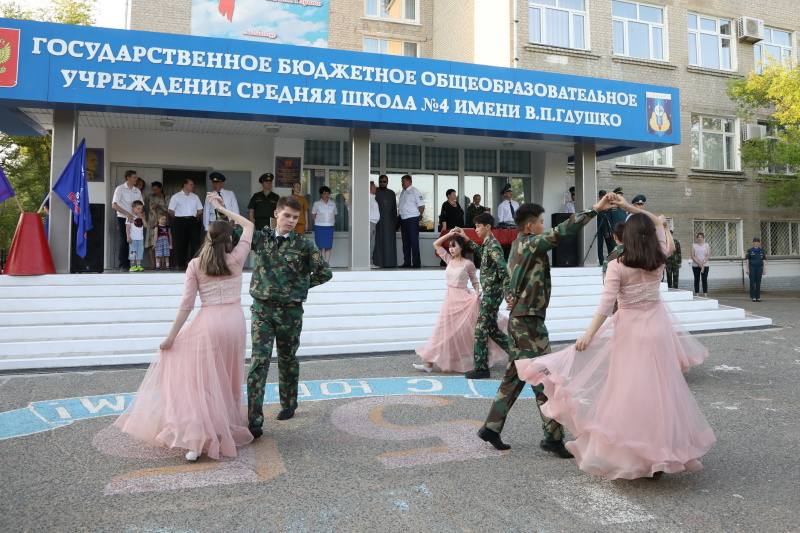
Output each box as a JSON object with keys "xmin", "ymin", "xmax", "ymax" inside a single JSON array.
[
  {"xmin": 415, "ymin": 286, "xmax": 509, "ymax": 372},
  {"xmin": 114, "ymin": 302, "xmax": 253, "ymax": 459},
  {"xmin": 515, "ymin": 301, "xmax": 716, "ymax": 480}
]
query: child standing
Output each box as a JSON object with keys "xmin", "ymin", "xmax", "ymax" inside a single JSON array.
[
  {"xmin": 126, "ymin": 200, "xmax": 147, "ymax": 272},
  {"xmin": 745, "ymin": 237, "xmax": 767, "ymax": 302},
  {"xmin": 154, "ymin": 214, "xmax": 172, "ymax": 270}
]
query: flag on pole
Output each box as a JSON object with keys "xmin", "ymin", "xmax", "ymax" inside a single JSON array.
[
  {"xmin": 0, "ymin": 165, "xmax": 15, "ymax": 204},
  {"xmin": 53, "ymin": 138, "xmax": 92, "ymax": 258}
]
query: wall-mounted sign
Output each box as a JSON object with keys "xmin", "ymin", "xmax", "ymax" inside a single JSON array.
[{"xmin": 275, "ymin": 156, "xmax": 301, "ymax": 188}]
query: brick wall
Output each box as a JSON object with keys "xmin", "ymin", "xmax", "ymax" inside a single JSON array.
[
  {"xmin": 130, "ymin": 0, "xmax": 191, "ymax": 34},
  {"xmin": 431, "ymin": 0, "xmax": 475, "ymax": 63}
]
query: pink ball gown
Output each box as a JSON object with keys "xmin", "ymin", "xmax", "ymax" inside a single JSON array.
[
  {"xmin": 515, "ymin": 226, "xmax": 715, "ymax": 479},
  {"xmin": 114, "ymin": 235, "xmax": 254, "ymax": 460},
  {"xmin": 415, "ymin": 248, "xmax": 508, "ymax": 372}
]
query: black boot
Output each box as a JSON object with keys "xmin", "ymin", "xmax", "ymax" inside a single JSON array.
[
  {"xmin": 477, "ymin": 427, "xmax": 511, "ymax": 450},
  {"xmin": 465, "ymin": 368, "xmax": 491, "ymax": 380},
  {"xmin": 539, "ymin": 439, "xmax": 574, "ymax": 458},
  {"xmin": 276, "ymin": 408, "xmax": 296, "ymax": 420}
]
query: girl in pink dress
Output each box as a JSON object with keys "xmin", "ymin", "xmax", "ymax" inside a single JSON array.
[
  {"xmin": 515, "ymin": 196, "xmax": 715, "ymax": 480},
  {"xmin": 414, "ymin": 229, "xmax": 508, "ymax": 373},
  {"xmin": 115, "ymin": 195, "xmax": 254, "ymax": 461}
]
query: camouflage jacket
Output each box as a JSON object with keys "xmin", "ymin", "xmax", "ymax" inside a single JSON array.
[
  {"xmin": 666, "ymin": 238, "xmax": 682, "ymax": 268},
  {"xmin": 507, "ymin": 208, "xmax": 597, "ymax": 318},
  {"xmin": 468, "ymin": 233, "xmax": 509, "ymax": 295},
  {"xmin": 466, "ymin": 204, "xmax": 490, "ymax": 227},
  {"xmin": 602, "ymin": 244, "xmax": 624, "ymax": 278},
  {"xmin": 241, "ymin": 228, "xmax": 332, "ymax": 303}
]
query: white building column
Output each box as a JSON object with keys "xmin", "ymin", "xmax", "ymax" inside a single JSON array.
[
  {"xmin": 532, "ymin": 151, "xmax": 569, "ymax": 216},
  {"xmin": 349, "ymin": 128, "xmax": 371, "ymax": 270},
  {"xmin": 573, "ymin": 142, "xmax": 597, "ymax": 266},
  {"xmin": 49, "ymin": 110, "xmax": 79, "ymax": 273}
]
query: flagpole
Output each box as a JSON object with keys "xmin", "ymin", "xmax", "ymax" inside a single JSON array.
[
  {"xmin": 37, "ymin": 191, "xmax": 51, "ymax": 213},
  {"xmin": 13, "ymin": 195, "xmax": 24, "ymax": 214}
]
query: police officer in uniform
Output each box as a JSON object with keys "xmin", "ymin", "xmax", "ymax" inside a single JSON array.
[
  {"xmin": 745, "ymin": 237, "xmax": 767, "ymax": 302},
  {"xmin": 248, "ymin": 173, "xmax": 280, "ymax": 231}
]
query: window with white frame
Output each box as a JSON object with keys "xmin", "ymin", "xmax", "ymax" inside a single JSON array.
[
  {"xmin": 616, "ymin": 147, "xmax": 672, "ymax": 167},
  {"xmin": 687, "ymin": 14, "xmax": 732, "ymax": 70},
  {"xmin": 693, "ymin": 219, "xmax": 741, "ymax": 258},
  {"xmin": 365, "ymin": 0, "xmax": 416, "ymax": 22},
  {"xmin": 364, "ymin": 38, "xmax": 418, "ymax": 57},
  {"xmin": 528, "ymin": 0, "xmax": 586, "ymax": 50},
  {"xmin": 760, "ymin": 220, "xmax": 800, "ymax": 256},
  {"xmin": 755, "ymin": 28, "xmax": 793, "ymax": 73},
  {"xmin": 756, "ymin": 122, "xmax": 799, "ymax": 175},
  {"xmin": 691, "ymin": 115, "xmax": 737, "ymax": 170},
  {"xmin": 612, "ymin": 1, "xmax": 665, "ymax": 60}
]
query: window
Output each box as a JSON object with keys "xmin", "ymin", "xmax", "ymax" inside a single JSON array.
[
  {"xmin": 364, "ymin": 38, "xmax": 418, "ymax": 57},
  {"xmin": 693, "ymin": 219, "xmax": 741, "ymax": 258},
  {"xmin": 687, "ymin": 14, "xmax": 732, "ymax": 70},
  {"xmin": 529, "ymin": 0, "xmax": 586, "ymax": 50},
  {"xmin": 612, "ymin": 1, "xmax": 665, "ymax": 60},
  {"xmin": 755, "ymin": 28, "xmax": 793, "ymax": 73},
  {"xmin": 465, "ymin": 149, "xmax": 497, "ymax": 173},
  {"xmin": 691, "ymin": 115, "xmax": 737, "ymax": 170},
  {"xmin": 760, "ymin": 221, "xmax": 800, "ymax": 256},
  {"xmin": 365, "ymin": 0, "xmax": 416, "ymax": 22},
  {"xmin": 617, "ymin": 147, "xmax": 672, "ymax": 167},
  {"xmin": 424, "ymin": 147, "xmax": 459, "ymax": 171},
  {"xmin": 757, "ymin": 122, "xmax": 799, "ymax": 175}
]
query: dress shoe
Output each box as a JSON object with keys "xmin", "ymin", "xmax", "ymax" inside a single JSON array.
[
  {"xmin": 185, "ymin": 451, "xmax": 200, "ymax": 461},
  {"xmin": 399, "ymin": 264, "xmax": 411, "ymax": 269},
  {"xmin": 411, "ymin": 265, "xmax": 421, "ymax": 269},
  {"xmin": 248, "ymin": 425, "xmax": 263, "ymax": 438},
  {"xmin": 477, "ymin": 427, "xmax": 511, "ymax": 450},
  {"xmin": 465, "ymin": 368, "xmax": 490, "ymax": 379},
  {"xmin": 277, "ymin": 408, "xmax": 296, "ymax": 420},
  {"xmin": 412, "ymin": 364, "xmax": 433, "ymax": 373},
  {"xmin": 539, "ymin": 439, "xmax": 574, "ymax": 459}
]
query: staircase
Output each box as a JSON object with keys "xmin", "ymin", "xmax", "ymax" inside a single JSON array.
[{"xmin": 0, "ymin": 268, "xmax": 772, "ymax": 370}]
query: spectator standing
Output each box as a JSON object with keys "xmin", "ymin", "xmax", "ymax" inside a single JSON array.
[
  {"xmin": 146, "ymin": 181, "xmax": 170, "ymax": 268},
  {"xmin": 626, "ymin": 194, "xmax": 646, "ymax": 220},
  {"xmin": 691, "ymin": 232, "xmax": 710, "ymax": 297},
  {"xmin": 126, "ymin": 200, "xmax": 147, "ymax": 272},
  {"xmin": 665, "ymin": 230, "xmax": 682, "ymax": 288},
  {"xmin": 311, "ymin": 186, "xmax": 337, "ymax": 262},
  {"xmin": 369, "ymin": 181, "xmax": 380, "ymax": 269},
  {"xmin": 439, "ymin": 189, "xmax": 464, "ymax": 232},
  {"xmin": 203, "ymin": 172, "xmax": 240, "ymax": 230},
  {"xmin": 495, "ymin": 184, "xmax": 519, "ymax": 227},
  {"xmin": 745, "ymin": 237, "xmax": 767, "ymax": 302},
  {"xmin": 111, "ymin": 170, "xmax": 143, "ymax": 270},
  {"xmin": 373, "ymin": 174, "xmax": 398, "ymax": 268},
  {"xmin": 466, "ymin": 194, "xmax": 490, "ymax": 227},
  {"xmin": 398, "ymin": 175, "xmax": 425, "ymax": 268},
  {"xmin": 292, "ymin": 182, "xmax": 310, "ymax": 235},
  {"xmin": 153, "ymin": 214, "xmax": 172, "ymax": 270},
  {"xmin": 563, "ymin": 186, "xmax": 576, "ymax": 213},
  {"xmin": 168, "ymin": 178, "xmax": 203, "ymax": 270},
  {"xmin": 248, "ymin": 173, "xmax": 280, "ymax": 231}
]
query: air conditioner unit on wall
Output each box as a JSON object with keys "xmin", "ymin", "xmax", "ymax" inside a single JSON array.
[
  {"xmin": 742, "ymin": 124, "xmax": 767, "ymax": 142},
  {"xmin": 737, "ymin": 17, "xmax": 765, "ymax": 43}
]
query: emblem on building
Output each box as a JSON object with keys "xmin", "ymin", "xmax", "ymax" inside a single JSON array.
[
  {"xmin": 0, "ymin": 28, "xmax": 20, "ymax": 87},
  {"xmin": 645, "ymin": 91, "xmax": 672, "ymax": 137}
]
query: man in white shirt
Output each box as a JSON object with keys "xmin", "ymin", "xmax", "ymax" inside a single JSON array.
[
  {"xmin": 168, "ymin": 178, "xmax": 204, "ymax": 270},
  {"xmin": 563, "ymin": 186, "xmax": 576, "ymax": 213},
  {"xmin": 203, "ymin": 172, "xmax": 240, "ymax": 230},
  {"xmin": 496, "ymin": 184, "xmax": 519, "ymax": 227},
  {"xmin": 111, "ymin": 169, "xmax": 143, "ymax": 270},
  {"xmin": 398, "ymin": 174, "xmax": 425, "ymax": 268},
  {"xmin": 369, "ymin": 181, "xmax": 381, "ymax": 269}
]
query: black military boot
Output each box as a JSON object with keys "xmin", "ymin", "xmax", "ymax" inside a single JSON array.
[
  {"xmin": 539, "ymin": 439, "xmax": 574, "ymax": 458},
  {"xmin": 477, "ymin": 427, "xmax": 511, "ymax": 450}
]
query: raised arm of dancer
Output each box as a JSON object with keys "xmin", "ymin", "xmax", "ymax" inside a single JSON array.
[
  {"xmin": 433, "ymin": 228, "xmax": 457, "ymax": 252},
  {"xmin": 209, "ymin": 193, "xmax": 254, "ymax": 239}
]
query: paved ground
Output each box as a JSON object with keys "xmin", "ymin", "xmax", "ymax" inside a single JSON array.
[{"xmin": 1, "ymin": 290, "xmax": 798, "ymax": 533}]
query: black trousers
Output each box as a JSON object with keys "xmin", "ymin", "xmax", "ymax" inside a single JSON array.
[
  {"xmin": 172, "ymin": 217, "xmax": 201, "ymax": 269},
  {"xmin": 116, "ymin": 217, "xmax": 129, "ymax": 269},
  {"xmin": 692, "ymin": 266, "xmax": 709, "ymax": 294}
]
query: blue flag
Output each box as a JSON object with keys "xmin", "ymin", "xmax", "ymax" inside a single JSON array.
[
  {"xmin": 53, "ymin": 139, "xmax": 92, "ymax": 258},
  {"xmin": 0, "ymin": 165, "xmax": 15, "ymax": 204}
]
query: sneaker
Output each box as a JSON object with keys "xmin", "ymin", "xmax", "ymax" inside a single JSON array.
[
  {"xmin": 129, "ymin": 266, "xmax": 137, "ymax": 272},
  {"xmin": 370, "ymin": 264, "xmax": 380, "ymax": 269},
  {"xmin": 185, "ymin": 451, "xmax": 200, "ymax": 461},
  {"xmin": 412, "ymin": 364, "xmax": 433, "ymax": 373}
]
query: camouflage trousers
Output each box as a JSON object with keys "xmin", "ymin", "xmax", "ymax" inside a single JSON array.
[
  {"xmin": 473, "ymin": 290, "xmax": 510, "ymax": 370},
  {"xmin": 247, "ymin": 299, "xmax": 304, "ymax": 428},
  {"xmin": 666, "ymin": 266, "xmax": 680, "ymax": 289},
  {"xmin": 483, "ymin": 315, "xmax": 564, "ymax": 442}
]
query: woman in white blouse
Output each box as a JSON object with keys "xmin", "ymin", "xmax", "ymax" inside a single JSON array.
[
  {"xmin": 691, "ymin": 232, "xmax": 711, "ymax": 297},
  {"xmin": 311, "ymin": 186, "xmax": 337, "ymax": 262}
]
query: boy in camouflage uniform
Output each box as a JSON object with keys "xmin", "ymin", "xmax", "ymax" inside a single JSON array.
[
  {"xmin": 477, "ymin": 195, "xmax": 615, "ymax": 457},
  {"xmin": 665, "ymin": 231, "xmax": 682, "ymax": 288},
  {"xmin": 455, "ymin": 213, "xmax": 510, "ymax": 379},
  {"xmin": 245, "ymin": 195, "xmax": 332, "ymax": 437}
]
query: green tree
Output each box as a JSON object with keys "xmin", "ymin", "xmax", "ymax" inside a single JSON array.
[
  {"xmin": 727, "ymin": 60, "xmax": 800, "ymax": 208},
  {"xmin": 0, "ymin": 0, "xmax": 96, "ymax": 251}
]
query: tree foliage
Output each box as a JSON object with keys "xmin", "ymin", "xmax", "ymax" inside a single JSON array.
[
  {"xmin": 0, "ymin": 0, "xmax": 96, "ymax": 251},
  {"xmin": 727, "ymin": 60, "xmax": 800, "ymax": 208}
]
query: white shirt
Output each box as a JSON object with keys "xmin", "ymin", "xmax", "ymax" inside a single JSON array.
[
  {"xmin": 126, "ymin": 216, "xmax": 144, "ymax": 240},
  {"xmin": 112, "ymin": 182, "xmax": 143, "ymax": 218},
  {"xmin": 496, "ymin": 199, "xmax": 519, "ymax": 224},
  {"xmin": 311, "ymin": 199, "xmax": 337, "ymax": 226},
  {"xmin": 203, "ymin": 188, "xmax": 240, "ymax": 230},
  {"xmin": 563, "ymin": 200, "xmax": 576, "ymax": 214},
  {"xmin": 398, "ymin": 185, "xmax": 425, "ymax": 219},
  {"xmin": 369, "ymin": 193, "xmax": 380, "ymax": 224},
  {"xmin": 168, "ymin": 190, "xmax": 203, "ymax": 217}
]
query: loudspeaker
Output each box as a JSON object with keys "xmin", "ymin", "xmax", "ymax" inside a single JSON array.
[
  {"xmin": 551, "ymin": 213, "xmax": 579, "ymax": 267},
  {"xmin": 71, "ymin": 203, "xmax": 105, "ymax": 273}
]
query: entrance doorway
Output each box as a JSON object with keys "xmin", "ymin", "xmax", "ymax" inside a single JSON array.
[{"xmin": 162, "ymin": 169, "xmax": 207, "ymax": 199}]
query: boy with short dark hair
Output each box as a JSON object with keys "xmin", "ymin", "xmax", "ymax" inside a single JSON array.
[
  {"xmin": 126, "ymin": 200, "xmax": 147, "ymax": 272},
  {"xmin": 477, "ymin": 194, "xmax": 614, "ymax": 456},
  {"xmin": 245, "ymin": 195, "xmax": 333, "ymax": 437}
]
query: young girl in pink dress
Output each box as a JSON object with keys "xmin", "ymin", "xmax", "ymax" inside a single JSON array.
[
  {"xmin": 414, "ymin": 229, "xmax": 508, "ymax": 373},
  {"xmin": 515, "ymin": 195, "xmax": 716, "ymax": 480},
  {"xmin": 115, "ymin": 195, "xmax": 254, "ymax": 461}
]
